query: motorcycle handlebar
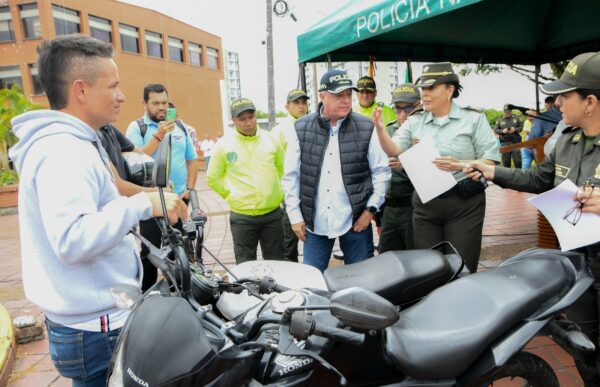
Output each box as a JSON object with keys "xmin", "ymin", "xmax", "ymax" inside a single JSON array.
[
  {"xmin": 188, "ymin": 189, "xmax": 207, "ymax": 224},
  {"xmin": 312, "ymin": 321, "xmax": 365, "ymax": 346}
]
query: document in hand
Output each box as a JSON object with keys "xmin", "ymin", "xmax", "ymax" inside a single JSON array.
[
  {"xmin": 398, "ymin": 138, "xmax": 456, "ymax": 204},
  {"xmin": 528, "ymin": 179, "xmax": 600, "ymax": 251}
]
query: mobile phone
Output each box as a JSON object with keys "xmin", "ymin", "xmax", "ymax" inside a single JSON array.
[{"xmin": 166, "ymin": 107, "xmax": 177, "ymax": 121}]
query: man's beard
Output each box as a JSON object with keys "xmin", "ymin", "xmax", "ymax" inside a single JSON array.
[{"xmin": 149, "ymin": 112, "xmax": 164, "ymax": 122}]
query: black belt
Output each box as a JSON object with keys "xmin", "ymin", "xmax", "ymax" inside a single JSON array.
[{"xmin": 385, "ymin": 196, "xmax": 413, "ymax": 208}]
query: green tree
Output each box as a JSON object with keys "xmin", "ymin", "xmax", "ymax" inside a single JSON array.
[
  {"xmin": 0, "ymin": 85, "xmax": 41, "ymax": 172},
  {"xmin": 458, "ymin": 61, "xmax": 568, "ymax": 85},
  {"xmin": 254, "ymin": 110, "xmax": 267, "ymax": 119}
]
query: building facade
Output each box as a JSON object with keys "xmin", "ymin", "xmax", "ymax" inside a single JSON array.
[
  {"xmin": 0, "ymin": 0, "xmax": 224, "ymax": 135},
  {"xmin": 219, "ymin": 49, "xmax": 241, "ymax": 129}
]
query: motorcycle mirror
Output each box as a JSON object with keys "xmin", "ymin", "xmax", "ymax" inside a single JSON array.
[
  {"xmin": 110, "ymin": 284, "xmax": 142, "ymax": 310},
  {"xmin": 330, "ymin": 287, "xmax": 399, "ymax": 330},
  {"xmin": 152, "ymin": 133, "xmax": 171, "ymax": 188}
]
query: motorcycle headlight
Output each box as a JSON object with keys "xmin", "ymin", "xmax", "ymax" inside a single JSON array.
[{"xmin": 123, "ymin": 152, "xmax": 155, "ymax": 187}]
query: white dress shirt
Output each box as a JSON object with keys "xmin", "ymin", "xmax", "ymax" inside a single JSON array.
[{"xmin": 282, "ymin": 115, "xmax": 390, "ymax": 238}]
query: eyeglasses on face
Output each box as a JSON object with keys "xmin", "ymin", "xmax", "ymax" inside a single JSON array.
[
  {"xmin": 394, "ymin": 105, "xmax": 414, "ymax": 114},
  {"xmin": 563, "ymin": 178, "xmax": 595, "ymax": 226}
]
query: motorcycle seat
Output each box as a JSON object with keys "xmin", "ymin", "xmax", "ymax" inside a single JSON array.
[
  {"xmin": 324, "ymin": 250, "xmax": 454, "ymax": 306},
  {"xmin": 384, "ymin": 255, "xmax": 574, "ymax": 380}
]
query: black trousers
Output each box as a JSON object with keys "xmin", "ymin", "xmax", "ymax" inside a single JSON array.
[
  {"xmin": 139, "ymin": 198, "xmax": 188, "ymax": 292},
  {"xmin": 229, "ymin": 207, "xmax": 284, "ymax": 264},
  {"xmin": 281, "ymin": 205, "xmax": 299, "ymax": 262},
  {"xmin": 412, "ymin": 191, "xmax": 486, "ymax": 273},
  {"xmin": 501, "ymin": 143, "xmax": 522, "ymax": 169},
  {"xmin": 378, "ymin": 204, "xmax": 414, "ymax": 253}
]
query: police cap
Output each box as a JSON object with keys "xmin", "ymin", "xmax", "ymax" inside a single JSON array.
[
  {"xmin": 541, "ymin": 52, "xmax": 600, "ymax": 95},
  {"xmin": 415, "ymin": 62, "xmax": 460, "ymax": 88}
]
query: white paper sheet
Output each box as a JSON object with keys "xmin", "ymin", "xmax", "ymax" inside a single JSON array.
[
  {"xmin": 398, "ymin": 138, "xmax": 457, "ymax": 204},
  {"xmin": 528, "ymin": 179, "xmax": 600, "ymax": 251}
]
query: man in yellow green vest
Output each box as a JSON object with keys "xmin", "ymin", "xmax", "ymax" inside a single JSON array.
[
  {"xmin": 271, "ymin": 89, "xmax": 309, "ymax": 262},
  {"xmin": 353, "ymin": 76, "xmax": 396, "ymax": 126},
  {"xmin": 207, "ymin": 97, "xmax": 285, "ymax": 264}
]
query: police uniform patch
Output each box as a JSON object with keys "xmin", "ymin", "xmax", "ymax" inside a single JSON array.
[
  {"xmin": 555, "ymin": 164, "xmax": 571, "ymax": 178},
  {"xmin": 573, "ymin": 133, "xmax": 582, "ymax": 142},
  {"xmin": 595, "ymin": 164, "xmax": 600, "ymax": 180},
  {"xmin": 227, "ymin": 152, "xmax": 238, "ymax": 163}
]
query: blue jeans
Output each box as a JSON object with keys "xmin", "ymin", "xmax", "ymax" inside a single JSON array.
[
  {"xmin": 303, "ymin": 225, "xmax": 374, "ymax": 272},
  {"xmin": 521, "ymin": 148, "xmax": 533, "ymax": 169},
  {"xmin": 204, "ymin": 156, "xmax": 211, "ymax": 171},
  {"xmin": 46, "ymin": 318, "xmax": 120, "ymax": 387}
]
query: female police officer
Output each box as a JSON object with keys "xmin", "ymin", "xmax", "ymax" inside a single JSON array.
[
  {"xmin": 374, "ymin": 62, "xmax": 499, "ymax": 273},
  {"xmin": 465, "ymin": 51, "xmax": 600, "ymax": 385}
]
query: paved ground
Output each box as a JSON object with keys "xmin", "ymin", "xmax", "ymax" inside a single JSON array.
[{"xmin": 0, "ymin": 174, "xmax": 584, "ymax": 386}]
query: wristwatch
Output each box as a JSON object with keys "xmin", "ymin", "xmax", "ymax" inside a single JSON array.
[{"xmin": 367, "ymin": 206, "xmax": 378, "ymax": 215}]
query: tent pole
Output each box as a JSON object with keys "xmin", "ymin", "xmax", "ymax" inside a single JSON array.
[
  {"xmin": 311, "ymin": 62, "xmax": 319, "ymax": 111},
  {"xmin": 535, "ymin": 64, "xmax": 541, "ymax": 112},
  {"xmin": 299, "ymin": 62, "xmax": 307, "ymax": 91}
]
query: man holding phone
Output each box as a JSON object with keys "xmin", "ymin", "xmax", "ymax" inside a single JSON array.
[{"xmin": 126, "ymin": 83, "xmax": 199, "ymax": 290}]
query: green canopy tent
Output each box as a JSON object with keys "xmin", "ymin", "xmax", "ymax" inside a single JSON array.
[{"xmin": 297, "ymin": 0, "xmax": 600, "ymax": 65}]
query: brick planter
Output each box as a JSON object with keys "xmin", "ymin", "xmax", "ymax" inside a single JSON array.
[{"xmin": 0, "ymin": 184, "xmax": 18, "ymax": 209}]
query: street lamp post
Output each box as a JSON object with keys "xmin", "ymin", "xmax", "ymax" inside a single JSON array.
[{"xmin": 266, "ymin": 0, "xmax": 276, "ymax": 129}]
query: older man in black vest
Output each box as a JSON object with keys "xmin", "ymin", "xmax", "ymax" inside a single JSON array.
[{"xmin": 282, "ymin": 69, "xmax": 390, "ymax": 272}]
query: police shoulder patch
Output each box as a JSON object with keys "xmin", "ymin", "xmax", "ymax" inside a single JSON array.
[{"xmin": 555, "ymin": 164, "xmax": 571, "ymax": 178}]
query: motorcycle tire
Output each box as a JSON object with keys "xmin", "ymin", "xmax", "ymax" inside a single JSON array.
[{"xmin": 486, "ymin": 351, "xmax": 559, "ymax": 387}]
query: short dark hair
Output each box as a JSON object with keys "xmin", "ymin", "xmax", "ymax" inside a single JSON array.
[
  {"xmin": 575, "ymin": 89, "xmax": 600, "ymax": 100},
  {"xmin": 37, "ymin": 34, "xmax": 113, "ymax": 110},
  {"xmin": 168, "ymin": 102, "xmax": 175, "ymax": 108},
  {"xmin": 544, "ymin": 96, "xmax": 555, "ymax": 104},
  {"xmin": 143, "ymin": 84, "xmax": 168, "ymax": 102}
]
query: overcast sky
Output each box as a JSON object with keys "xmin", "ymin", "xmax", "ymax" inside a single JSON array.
[{"xmin": 119, "ymin": 0, "xmax": 553, "ymax": 113}]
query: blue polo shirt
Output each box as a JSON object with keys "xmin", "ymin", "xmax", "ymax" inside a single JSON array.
[{"xmin": 126, "ymin": 113, "xmax": 197, "ymax": 195}]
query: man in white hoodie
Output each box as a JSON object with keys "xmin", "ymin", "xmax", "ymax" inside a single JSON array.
[{"xmin": 9, "ymin": 34, "xmax": 186, "ymax": 386}]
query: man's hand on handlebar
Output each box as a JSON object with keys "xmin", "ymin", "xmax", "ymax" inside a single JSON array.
[{"xmin": 147, "ymin": 191, "xmax": 188, "ymax": 224}]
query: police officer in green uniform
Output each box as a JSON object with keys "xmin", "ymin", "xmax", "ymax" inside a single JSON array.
[
  {"xmin": 465, "ymin": 52, "xmax": 600, "ymax": 385},
  {"xmin": 494, "ymin": 104, "xmax": 523, "ymax": 168},
  {"xmin": 353, "ymin": 76, "xmax": 396, "ymax": 126},
  {"xmin": 374, "ymin": 62, "xmax": 499, "ymax": 273},
  {"xmin": 378, "ymin": 83, "xmax": 420, "ymax": 253}
]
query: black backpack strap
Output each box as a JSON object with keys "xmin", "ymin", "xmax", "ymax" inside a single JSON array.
[
  {"xmin": 175, "ymin": 119, "xmax": 187, "ymax": 132},
  {"xmin": 136, "ymin": 118, "xmax": 148, "ymax": 139}
]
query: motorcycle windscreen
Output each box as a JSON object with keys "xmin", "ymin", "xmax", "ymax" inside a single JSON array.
[{"xmin": 121, "ymin": 295, "xmax": 216, "ymax": 386}]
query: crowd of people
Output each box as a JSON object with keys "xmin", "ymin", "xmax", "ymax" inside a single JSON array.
[{"xmin": 7, "ymin": 31, "xmax": 600, "ymax": 386}]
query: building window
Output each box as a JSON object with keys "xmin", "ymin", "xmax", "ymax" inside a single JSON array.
[
  {"xmin": 188, "ymin": 42, "xmax": 202, "ymax": 66},
  {"xmin": 52, "ymin": 5, "xmax": 80, "ymax": 36},
  {"xmin": 0, "ymin": 66, "xmax": 23, "ymax": 90},
  {"xmin": 29, "ymin": 63, "xmax": 44, "ymax": 95},
  {"xmin": 207, "ymin": 47, "xmax": 219, "ymax": 70},
  {"xmin": 146, "ymin": 30, "xmax": 162, "ymax": 58},
  {"xmin": 89, "ymin": 15, "xmax": 112, "ymax": 43},
  {"xmin": 19, "ymin": 3, "xmax": 41, "ymax": 39},
  {"xmin": 0, "ymin": 6, "xmax": 15, "ymax": 42},
  {"xmin": 168, "ymin": 37, "xmax": 183, "ymax": 62},
  {"xmin": 119, "ymin": 23, "xmax": 139, "ymax": 53}
]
